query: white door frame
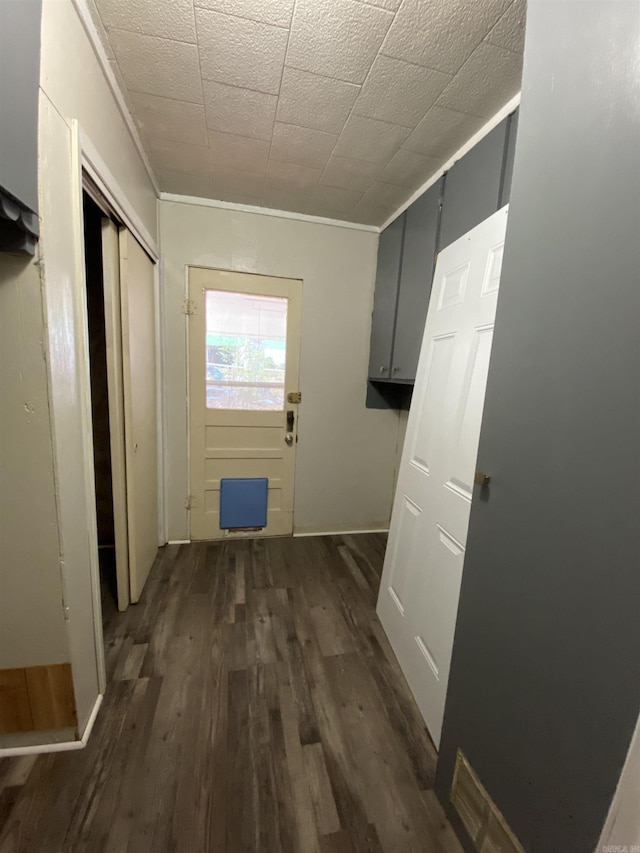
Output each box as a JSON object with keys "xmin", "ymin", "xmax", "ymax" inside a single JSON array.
[{"xmin": 67, "ymin": 123, "xmax": 161, "ymax": 694}]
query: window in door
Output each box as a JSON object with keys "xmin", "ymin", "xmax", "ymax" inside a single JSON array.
[{"xmin": 205, "ymin": 289, "xmax": 287, "ymax": 411}]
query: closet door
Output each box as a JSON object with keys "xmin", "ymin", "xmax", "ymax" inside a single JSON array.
[
  {"xmin": 101, "ymin": 219, "xmax": 129, "ymax": 611},
  {"xmin": 119, "ymin": 228, "xmax": 158, "ymax": 603}
]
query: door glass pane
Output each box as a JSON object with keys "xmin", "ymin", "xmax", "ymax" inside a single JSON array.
[{"xmin": 205, "ymin": 289, "xmax": 288, "ymax": 410}]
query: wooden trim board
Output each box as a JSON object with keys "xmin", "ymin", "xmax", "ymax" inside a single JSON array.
[{"xmin": 0, "ymin": 664, "xmax": 77, "ymax": 735}]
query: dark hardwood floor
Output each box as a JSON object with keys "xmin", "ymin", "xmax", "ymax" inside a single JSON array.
[{"xmin": 0, "ymin": 534, "xmax": 461, "ymax": 853}]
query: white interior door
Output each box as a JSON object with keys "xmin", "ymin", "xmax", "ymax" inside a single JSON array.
[
  {"xmin": 377, "ymin": 206, "xmax": 508, "ymax": 747},
  {"xmin": 100, "ymin": 219, "xmax": 129, "ymax": 611},
  {"xmin": 188, "ymin": 268, "xmax": 302, "ymax": 541},
  {"xmin": 119, "ymin": 228, "xmax": 158, "ymax": 603}
]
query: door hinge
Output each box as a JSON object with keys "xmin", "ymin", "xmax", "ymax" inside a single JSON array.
[
  {"xmin": 182, "ymin": 299, "xmax": 197, "ymax": 316},
  {"xmin": 287, "ymin": 391, "xmax": 302, "ymax": 404},
  {"xmin": 185, "ymin": 495, "xmax": 198, "ymax": 510}
]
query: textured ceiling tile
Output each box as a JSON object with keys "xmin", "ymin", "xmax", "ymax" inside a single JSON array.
[
  {"xmin": 193, "ymin": 0, "xmax": 294, "ymax": 28},
  {"xmin": 263, "ymin": 189, "xmax": 316, "ymax": 214},
  {"xmin": 378, "ymin": 148, "xmax": 443, "ymax": 188},
  {"xmin": 403, "ymin": 105, "xmax": 485, "ymax": 157},
  {"xmin": 311, "ymin": 185, "xmax": 362, "ymax": 211},
  {"xmin": 266, "ymin": 161, "xmax": 322, "ymax": 193},
  {"xmin": 350, "ymin": 201, "xmax": 393, "ymax": 226},
  {"xmin": 149, "ymin": 139, "xmax": 211, "ymax": 174},
  {"xmin": 215, "ymin": 192, "xmax": 264, "ymax": 207},
  {"xmin": 97, "ymin": 0, "xmax": 196, "ymax": 42},
  {"xmin": 130, "ymin": 92, "xmax": 208, "ymax": 146},
  {"xmin": 335, "ymin": 114, "xmax": 411, "ymax": 164},
  {"xmin": 270, "ymin": 123, "xmax": 338, "ymax": 170},
  {"xmin": 320, "ymin": 155, "xmax": 381, "ymax": 192},
  {"xmin": 210, "ymin": 165, "xmax": 266, "ymax": 195},
  {"xmin": 109, "ymin": 30, "xmax": 203, "ymax": 102},
  {"xmin": 360, "ymin": 181, "xmax": 411, "ymax": 208},
  {"xmin": 276, "ymin": 68, "xmax": 360, "ymax": 135},
  {"xmin": 359, "ymin": 0, "xmax": 402, "ymax": 11},
  {"xmin": 108, "ymin": 59, "xmax": 137, "ymax": 115},
  {"xmin": 353, "ymin": 56, "xmax": 451, "ymax": 127},
  {"xmin": 381, "ymin": 0, "xmax": 511, "ymax": 74},
  {"xmin": 196, "ymin": 9, "xmax": 288, "ymax": 94},
  {"xmin": 160, "ymin": 169, "xmax": 214, "ymax": 197},
  {"xmin": 203, "ymin": 81, "xmax": 277, "ymax": 139},
  {"xmin": 209, "ymin": 131, "xmax": 271, "ymax": 171},
  {"xmin": 485, "ymin": 0, "xmax": 527, "ymax": 54},
  {"xmin": 86, "ymin": 0, "xmax": 114, "ymax": 59},
  {"xmin": 286, "ymin": 0, "xmax": 393, "ymax": 84},
  {"xmin": 436, "ymin": 42, "xmax": 523, "ymax": 118}
]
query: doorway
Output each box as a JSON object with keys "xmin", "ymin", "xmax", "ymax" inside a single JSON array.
[
  {"xmin": 82, "ymin": 188, "xmax": 159, "ymax": 616},
  {"xmin": 83, "ymin": 193, "xmax": 120, "ymax": 619},
  {"xmin": 377, "ymin": 207, "xmax": 509, "ymax": 747},
  {"xmin": 188, "ymin": 268, "xmax": 302, "ymax": 540}
]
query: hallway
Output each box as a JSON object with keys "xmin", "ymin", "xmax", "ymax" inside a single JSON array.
[{"xmin": 0, "ymin": 535, "xmax": 460, "ymax": 853}]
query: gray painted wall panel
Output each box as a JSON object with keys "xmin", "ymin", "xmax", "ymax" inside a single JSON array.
[
  {"xmin": 500, "ymin": 108, "xmax": 519, "ymax": 207},
  {"xmin": 391, "ymin": 178, "xmax": 442, "ymax": 382},
  {"xmin": 368, "ymin": 213, "xmax": 404, "ymax": 379},
  {"xmin": 435, "ymin": 3, "xmax": 640, "ymax": 852},
  {"xmin": 438, "ymin": 120, "xmax": 507, "ymax": 251},
  {"xmin": 0, "ymin": 0, "xmax": 42, "ymax": 213}
]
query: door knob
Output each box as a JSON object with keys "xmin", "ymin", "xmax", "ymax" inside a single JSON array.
[
  {"xmin": 474, "ymin": 471, "xmax": 491, "ymax": 486},
  {"xmin": 284, "ymin": 433, "xmax": 294, "ymax": 446}
]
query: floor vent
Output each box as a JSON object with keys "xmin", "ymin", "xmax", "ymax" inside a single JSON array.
[{"xmin": 450, "ymin": 751, "xmax": 525, "ymax": 853}]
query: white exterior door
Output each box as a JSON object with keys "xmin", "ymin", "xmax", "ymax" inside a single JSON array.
[
  {"xmin": 188, "ymin": 268, "xmax": 302, "ymax": 541},
  {"xmin": 119, "ymin": 228, "xmax": 158, "ymax": 604},
  {"xmin": 377, "ymin": 206, "xmax": 508, "ymax": 747}
]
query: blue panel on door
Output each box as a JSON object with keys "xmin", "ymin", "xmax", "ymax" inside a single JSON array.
[{"xmin": 219, "ymin": 477, "xmax": 268, "ymax": 529}]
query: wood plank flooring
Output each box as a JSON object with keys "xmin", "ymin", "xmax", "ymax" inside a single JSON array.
[{"xmin": 0, "ymin": 534, "xmax": 462, "ymax": 853}]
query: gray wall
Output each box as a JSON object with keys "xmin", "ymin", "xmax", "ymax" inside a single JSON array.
[
  {"xmin": 435, "ymin": 2, "xmax": 640, "ymax": 851},
  {"xmin": 0, "ymin": 0, "xmax": 42, "ymax": 213}
]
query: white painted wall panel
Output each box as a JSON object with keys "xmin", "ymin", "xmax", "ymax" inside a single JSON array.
[
  {"xmin": 160, "ymin": 200, "xmax": 400, "ymax": 538},
  {"xmin": 0, "ymin": 254, "xmax": 69, "ymax": 670},
  {"xmin": 40, "ymin": 0, "xmax": 157, "ymax": 238}
]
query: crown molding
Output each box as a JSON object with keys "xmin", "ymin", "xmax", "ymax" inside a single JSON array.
[
  {"xmin": 69, "ymin": 0, "xmax": 160, "ymax": 196},
  {"xmin": 380, "ymin": 92, "xmax": 522, "ymax": 232},
  {"xmin": 159, "ymin": 193, "xmax": 380, "ymax": 233}
]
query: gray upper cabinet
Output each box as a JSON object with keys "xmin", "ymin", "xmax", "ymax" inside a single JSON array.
[
  {"xmin": 366, "ymin": 113, "xmax": 518, "ymax": 400},
  {"xmin": 368, "ymin": 213, "xmax": 405, "ymax": 380},
  {"xmin": 500, "ymin": 108, "xmax": 519, "ymax": 206},
  {"xmin": 391, "ymin": 178, "xmax": 443, "ymax": 382},
  {"xmin": 438, "ymin": 119, "xmax": 509, "ymax": 251}
]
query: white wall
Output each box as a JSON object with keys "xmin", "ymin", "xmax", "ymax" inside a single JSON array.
[
  {"xmin": 160, "ymin": 200, "xmax": 401, "ymax": 539},
  {"xmin": 36, "ymin": 0, "xmax": 158, "ymax": 733},
  {"xmin": 597, "ymin": 708, "xmax": 640, "ymax": 851},
  {"xmin": 0, "ymin": 254, "xmax": 69, "ymax": 670},
  {"xmin": 0, "ymin": 0, "xmax": 157, "ymax": 743}
]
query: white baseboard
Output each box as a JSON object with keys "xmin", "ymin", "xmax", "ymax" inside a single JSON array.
[
  {"xmin": 0, "ymin": 694, "xmax": 103, "ymax": 758},
  {"xmin": 293, "ymin": 528, "xmax": 389, "ymax": 538},
  {"xmin": 167, "ymin": 539, "xmax": 191, "ymax": 544}
]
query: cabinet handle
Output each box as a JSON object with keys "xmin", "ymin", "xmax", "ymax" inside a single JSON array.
[
  {"xmin": 392, "ymin": 366, "xmax": 401, "ymax": 374},
  {"xmin": 380, "ymin": 366, "xmax": 388, "ymax": 374}
]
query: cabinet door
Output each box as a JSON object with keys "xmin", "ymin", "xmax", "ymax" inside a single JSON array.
[
  {"xmin": 500, "ymin": 108, "xmax": 519, "ymax": 207},
  {"xmin": 391, "ymin": 178, "xmax": 443, "ymax": 382},
  {"xmin": 438, "ymin": 119, "xmax": 508, "ymax": 250},
  {"xmin": 368, "ymin": 213, "xmax": 405, "ymax": 379}
]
